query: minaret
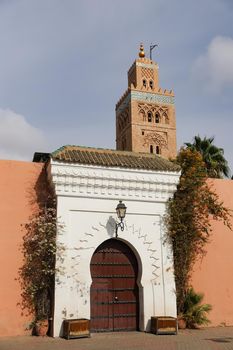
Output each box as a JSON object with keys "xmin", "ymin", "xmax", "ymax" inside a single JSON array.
[{"xmin": 116, "ymin": 44, "xmax": 177, "ymax": 159}]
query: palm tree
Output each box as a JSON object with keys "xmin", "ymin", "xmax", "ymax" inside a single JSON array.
[{"xmin": 185, "ymin": 136, "xmax": 230, "ymax": 178}]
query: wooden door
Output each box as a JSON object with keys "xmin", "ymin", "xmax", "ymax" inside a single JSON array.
[{"xmin": 90, "ymin": 239, "xmax": 139, "ymax": 332}]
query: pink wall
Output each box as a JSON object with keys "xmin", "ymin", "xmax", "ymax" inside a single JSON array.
[
  {"xmin": 192, "ymin": 179, "xmax": 233, "ymax": 327},
  {"xmin": 1, "ymin": 162, "xmax": 233, "ymax": 335},
  {"xmin": 0, "ymin": 160, "xmax": 44, "ymax": 337}
]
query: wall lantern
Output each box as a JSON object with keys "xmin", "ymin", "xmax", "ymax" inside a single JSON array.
[{"xmin": 115, "ymin": 200, "xmax": 127, "ymax": 238}]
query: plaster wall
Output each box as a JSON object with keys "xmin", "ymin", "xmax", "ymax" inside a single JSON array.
[
  {"xmin": 50, "ymin": 161, "xmax": 180, "ymax": 336},
  {"xmin": 0, "ymin": 160, "xmax": 44, "ymax": 337},
  {"xmin": 192, "ymin": 179, "xmax": 233, "ymax": 327}
]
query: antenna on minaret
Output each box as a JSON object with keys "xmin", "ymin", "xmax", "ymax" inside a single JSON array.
[{"xmin": 150, "ymin": 44, "xmax": 158, "ymax": 60}]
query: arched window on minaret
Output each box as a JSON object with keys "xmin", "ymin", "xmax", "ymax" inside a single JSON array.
[
  {"xmin": 150, "ymin": 145, "xmax": 153, "ymax": 153},
  {"xmin": 149, "ymin": 80, "xmax": 154, "ymax": 89},
  {"xmin": 155, "ymin": 113, "xmax": 160, "ymax": 123},
  {"xmin": 140, "ymin": 110, "xmax": 146, "ymax": 122},
  {"xmin": 143, "ymin": 79, "xmax": 147, "ymax": 88},
  {"xmin": 148, "ymin": 112, "xmax": 152, "ymax": 122},
  {"xmin": 156, "ymin": 146, "xmax": 160, "ymax": 154}
]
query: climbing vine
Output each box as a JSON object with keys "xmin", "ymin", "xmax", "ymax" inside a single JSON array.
[
  {"xmin": 18, "ymin": 166, "xmax": 65, "ymax": 325},
  {"xmin": 166, "ymin": 148, "xmax": 231, "ymax": 314}
]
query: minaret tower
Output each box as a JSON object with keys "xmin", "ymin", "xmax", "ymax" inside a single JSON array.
[{"xmin": 116, "ymin": 44, "xmax": 177, "ymax": 159}]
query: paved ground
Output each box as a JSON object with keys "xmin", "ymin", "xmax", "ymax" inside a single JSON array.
[{"xmin": 1, "ymin": 327, "xmax": 233, "ymax": 350}]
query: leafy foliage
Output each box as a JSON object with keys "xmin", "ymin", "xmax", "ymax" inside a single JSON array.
[
  {"xmin": 182, "ymin": 288, "xmax": 212, "ymax": 328},
  {"xmin": 18, "ymin": 206, "xmax": 65, "ymax": 322},
  {"xmin": 166, "ymin": 148, "xmax": 231, "ymax": 314},
  {"xmin": 185, "ymin": 135, "xmax": 230, "ymax": 178}
]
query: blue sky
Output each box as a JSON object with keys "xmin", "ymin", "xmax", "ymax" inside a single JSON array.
[{"xmin": 0, "ymin": 0, "xmax": 232, "ymax": 174}]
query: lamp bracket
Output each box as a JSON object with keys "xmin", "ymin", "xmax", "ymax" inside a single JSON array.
[{"xmin": 115, "ymin": 220, "xmax": 124, "ymax": 238}]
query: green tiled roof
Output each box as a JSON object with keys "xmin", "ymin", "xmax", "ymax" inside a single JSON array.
[{"xmin": 51, "ymin": 145, "xmax": 180, "ymax": 172}]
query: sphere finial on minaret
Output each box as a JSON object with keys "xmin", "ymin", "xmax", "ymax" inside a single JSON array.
[{"xmin": 138, "ymin": 43, "xmax": 145, "ymax": 58}]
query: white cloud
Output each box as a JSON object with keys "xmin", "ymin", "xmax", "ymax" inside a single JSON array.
[
  {"xmin": 192, "ymin": 36, "xmax": 233, "ymax": 92},
  {"xmin": 0, "ymin": 109, "xmax": 47, "ymax": 160}
]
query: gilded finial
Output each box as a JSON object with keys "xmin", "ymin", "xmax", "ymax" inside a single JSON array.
[{"xmin": 139, "ymin": 43, "xmax": 145, "ymax": 58}]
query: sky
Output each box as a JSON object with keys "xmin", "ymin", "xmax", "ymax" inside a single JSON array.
[{"xmin": 0, "ymin": 0, "xmax": 233, "ymax": 174}]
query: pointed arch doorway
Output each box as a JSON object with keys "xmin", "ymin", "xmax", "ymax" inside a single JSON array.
[{"xmin": 90, "ymin": 239, "xmax": 140, "ymax": 332}]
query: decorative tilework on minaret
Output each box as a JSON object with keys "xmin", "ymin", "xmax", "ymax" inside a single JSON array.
[{"xmin": 116, "ymin": 44, "xmax": 177, "ymax": 159}]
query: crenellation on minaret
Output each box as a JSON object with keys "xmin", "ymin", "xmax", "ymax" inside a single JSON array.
[{"xmin": 116, "ymin": 44, "xmax": 177, "ymax": 159}]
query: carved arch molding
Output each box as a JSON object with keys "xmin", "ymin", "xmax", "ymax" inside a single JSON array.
[
  {"xmin": 138, "ymin": 102, "xmax": 169, "ymax": 124},
  {"xmin": 143, "ymin": 132, "xmax": 168, "ymax": 149}
]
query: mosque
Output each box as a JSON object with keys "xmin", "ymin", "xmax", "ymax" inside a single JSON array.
[
  {"xmin": 47, "ymin": 44, "xmax": 180, "ymax": 336},
  {"xmin": 0, "ymin": 45, "xmax": 233, "ymax": 337}
]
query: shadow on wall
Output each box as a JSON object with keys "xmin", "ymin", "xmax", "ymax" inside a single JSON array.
[
  {"xmin": 106, "ymin": 216, "xmax": 116, "ymax": 238},
  {"xmin": 146, "ymin": 319, "xmax": 151, "ymax": 333}
]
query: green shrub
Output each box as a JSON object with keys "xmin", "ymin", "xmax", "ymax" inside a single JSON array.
[{"xmin": 181, "ymin": 288, "xmax": 212, "ymax": 328}]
